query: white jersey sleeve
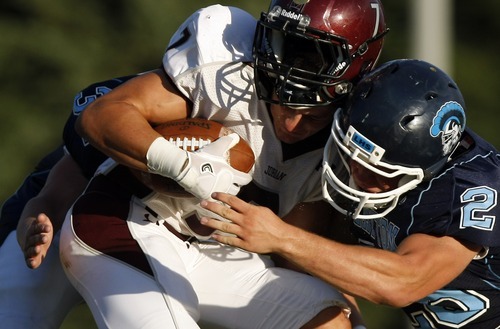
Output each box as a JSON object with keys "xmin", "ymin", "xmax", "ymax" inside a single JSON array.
[{"xmin": 163, "ymin": 5, "xmax": 256, "ymax": 80}]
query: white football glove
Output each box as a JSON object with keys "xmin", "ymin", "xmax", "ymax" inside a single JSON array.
[{"xmin": 174, "ymin": 133, "xmax": 252, "ymax": 200}]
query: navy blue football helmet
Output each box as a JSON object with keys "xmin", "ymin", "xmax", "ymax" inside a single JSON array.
[{"xmin": 322, "ymin": 59, "xmax": 467, "ymax": 218}]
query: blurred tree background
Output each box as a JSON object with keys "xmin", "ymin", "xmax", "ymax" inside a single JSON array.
[{"xmin": 1, "ymin": 0, "xmax": 499, "ymax": 328}]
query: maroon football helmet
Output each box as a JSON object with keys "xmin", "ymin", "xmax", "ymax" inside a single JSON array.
[{"xmin": 253, "ymin": 0, "xmax": 388, "ymax": 107}]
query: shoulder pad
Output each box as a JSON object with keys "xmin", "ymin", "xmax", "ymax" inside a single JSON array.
[{"xmin": 163, "ymin": 5, "xmax": 256, "ymax": 78}]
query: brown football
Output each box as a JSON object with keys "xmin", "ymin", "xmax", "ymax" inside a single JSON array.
[{"xmin": 130, "ymin": 118, "xmax": 255, "ymax": 197}]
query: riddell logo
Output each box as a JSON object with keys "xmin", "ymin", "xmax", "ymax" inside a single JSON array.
[{"xmin": 280, "ymin": 8, "xmax": 303, "ymax": 21}]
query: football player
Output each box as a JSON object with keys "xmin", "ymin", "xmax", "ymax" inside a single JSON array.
[
  {"xmin": 60, "ymin": 1, "xmax": 387, "ymax": 328},
  {"xmin": 201, "ymin": 59, "xmax": 500, "ymax": 328}
]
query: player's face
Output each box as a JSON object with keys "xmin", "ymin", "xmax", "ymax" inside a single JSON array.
[
  {"xmin": 269, "ymin": 103, "xmax": 334, "ymax": 144},
  {"xmin": 350, "ymin": 161, "xmax": 401, "ymax": 193}
]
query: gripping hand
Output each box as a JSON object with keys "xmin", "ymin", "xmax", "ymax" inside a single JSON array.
[{"xmin": 175, "ymin": 133, "xmax": 252, "ymax": 200}]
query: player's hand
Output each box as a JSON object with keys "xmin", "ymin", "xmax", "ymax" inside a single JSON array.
[
  {"xmin": 199, "ymin": 192, "xmax": 287, "ymax": 254},
  {"xmin": 19, "ymin": 213, "xmax": 54, "ymax": 269},
  {"xmin": 175, "ymin": 133, "xmax": 252, "ymax": 200}
]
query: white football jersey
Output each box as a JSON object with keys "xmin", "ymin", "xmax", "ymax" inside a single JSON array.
[{"xmin": 149, "ymin": 5, "xmax": 327, "ymax": 238}]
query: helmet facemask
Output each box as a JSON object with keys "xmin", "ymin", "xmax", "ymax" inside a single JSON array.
[
  {"xmin": 322, "ymin": 111, "xmax": 425, "ymax": 219},
  {"xmin": 253, "ymin": 8, "xmax": 353, "ymax": 108}
]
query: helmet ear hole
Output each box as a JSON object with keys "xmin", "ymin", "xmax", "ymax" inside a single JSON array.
[{"xmin": 399, "ymin": 115, "xmax": 417, "ymax": 130}]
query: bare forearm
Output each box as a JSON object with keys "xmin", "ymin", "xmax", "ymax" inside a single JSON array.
[
  {"xmin": 77, "ymin": 103, "xmax": 158, "ymax": 171},
  {"xmin": 275, "ymin": 224, "xmax": 477, "ymax": 307},
  {"xmin": 275, "ymin": 225, "xmax": 409, "ymax": 305},
  {"xmin": 76, "ymin": 70, "xmax": 190, "ymax": 171}
]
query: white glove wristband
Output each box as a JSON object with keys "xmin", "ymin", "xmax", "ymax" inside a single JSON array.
[{"xmin": 146, "ymin": 137, "xmax": 188, "ymax": 179}]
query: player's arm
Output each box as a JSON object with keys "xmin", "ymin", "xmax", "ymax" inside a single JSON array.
[
  {"xmin": 273, "ymin": 200, "xmax": 355, "ymax": 270},
  {"xmin": 76, "ymin": 69, "xmax": 251, "ymax": 199},
  {"xmin": 16, "ymin": 154, "xmax": 88, "ymax": 269},
  {"xmin": 270, "ymin": 228, "xmax": 479, "ymax": 307},
  {"xmin": 200, "ymin": 193, "xmax": 481, "ymax": 307},
  {"xmin": 75, "ymin": 69, "xmax": 191, "ymax": 172}
]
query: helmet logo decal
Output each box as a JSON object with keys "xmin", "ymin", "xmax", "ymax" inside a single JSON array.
[
  {"xmin": 352, "ymin": 131, "xmax": 375, "ymax": 154},
  {"xmin": 279, "ymin": 8, "xmax": 304, "ymax": 20},
  {"xmin": 268, "ymin": 4, "xmax": 311, "ymax": 30},
  {"xmin": 346, "ymin": 126, "xmax": 384, "ymax": 163},
  {"xmin": 430, "ymin": 101, "xmax": 466, "ymax": 155}
]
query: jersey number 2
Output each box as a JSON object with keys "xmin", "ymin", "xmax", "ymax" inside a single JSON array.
[{"xmin": 460, "ymin": 186, "xmax": 497, "ymax": 231}]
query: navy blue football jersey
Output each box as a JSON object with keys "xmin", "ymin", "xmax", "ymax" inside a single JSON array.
[
  {"xmin": 0, "ymin": 74, "xmax": 136, "ymax": 245},
  {"xmin": 352, "ymin": 129, "xmax": 500, "ymax": 328}
]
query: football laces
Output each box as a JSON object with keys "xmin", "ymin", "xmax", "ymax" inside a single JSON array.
[{"xmin": 167, "ymin": 137, "xmax": 212, "ymax": 152}]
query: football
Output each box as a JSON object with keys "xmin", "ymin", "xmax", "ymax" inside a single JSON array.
[{"xmin": 130, "ymin": 118, "xmax": 255, "ymax": 197}]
